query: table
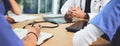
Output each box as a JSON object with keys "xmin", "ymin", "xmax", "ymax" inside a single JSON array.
[{"xmin": 12, "ymin": 14, "xmax": 110, "ymax": 46}]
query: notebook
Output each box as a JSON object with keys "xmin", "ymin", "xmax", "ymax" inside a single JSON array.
[{"xmin": 13, "ymin": 28, "xmax": 53, "ymax": 45}]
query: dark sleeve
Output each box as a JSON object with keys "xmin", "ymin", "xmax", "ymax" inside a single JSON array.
[
  {"xmin": 3, "ymin": 0, "xmax": 11, "ymax": 15},
  {"xmin": 0, "ymin": 1, "xmax": 6, "ymax": 14}
]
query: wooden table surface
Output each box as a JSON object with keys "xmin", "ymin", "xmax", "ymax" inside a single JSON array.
[{"xmin": 11, "ymin": 14, "xmax": 110, "ymax": 46}]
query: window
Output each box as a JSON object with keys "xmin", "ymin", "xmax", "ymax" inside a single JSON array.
[
  {"xmin": 39, "ymin": 0, "xmax": 53, "ymax": 14},
  {"xmin": 23, "ymin": 0, "xmax": 38, "ymax": 14},
  {"xmin": 17, "ymin": 0, "xmax": 67, "ymax": 14}
]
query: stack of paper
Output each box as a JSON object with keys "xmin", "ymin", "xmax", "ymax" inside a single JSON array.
[
  {"xmin": 14, "ymin": 28, "xmax": 28, "ymax": 39},
  {"xmin": 13, "ymin": 28, "xmax": 53, "ymax": 45},
  {"xmin": 9, "ymin": 14, "xmax": 39, "ymax": 22}
]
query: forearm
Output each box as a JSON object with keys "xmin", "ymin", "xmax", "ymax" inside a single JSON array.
[
  {"xmin": 9, "ymin": 0, "xmax": 21, "ymax": 15},
  {"xmin": 22, "ymin": 33, "xmax": 37, "ymax": 46}
]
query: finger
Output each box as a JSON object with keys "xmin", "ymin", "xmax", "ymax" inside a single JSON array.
[
  {"xmin": 27, "ymin": 27, "xmax": 36, "ymax": 32},
  {"xmin": 33, "ymin": 24, "xmax": 40, "ymax": 31},
  {"xmin": 71, "ymin": 10, "xmax": 76, "ymax": 13},
  {"xmin": 69, "ymin": 15, "xmax": 73, "ymax": 18},
  {"xmin": 77, "ymin": 7, "xmax": 80, "ymax": 9},
  {"xmin": 73, "ymin": 12, "xmax": 81, "ymax": 18},
  {"xmin": 71, "ymin": 6, "xmax": 77, "ymax": 11},
  {"xmin": 68, "ymin": 9, "xmax": 72, "ymax": 13},
  {"xmin": 6, "ymin": 17, "xmax": 15, "ymax": 24},
  {"xmin": 72, "ymin": 13, "xmax": 77, "ymax": 17},
  {"xmin": 33, "ymin": 24, "xmax": 41, "ymax": 35}
]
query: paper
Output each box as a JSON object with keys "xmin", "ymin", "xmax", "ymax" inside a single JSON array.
[
  {"xmin": 13, "ymin": 28, "xmax": 53, "ymax": 45},
  {"xmin": 37, "ymin": 32, "xmax": 53, "ymax": 45},
  {"xmin": 13, "ymin": 28, "xmax": 28, "ymax": 39},
  {"xmin": 9, "ymin": 14, "xmax": 39, "ymax": 22}
]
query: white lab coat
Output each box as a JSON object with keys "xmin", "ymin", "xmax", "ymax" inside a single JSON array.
[
  {"xmin": 91, "ymin": 0, "xmax": 110, "ymax": 13},
  {"xmin": 61, "ymin": 0, "xmax": 110, "ymax": 21},
  {"xmin": 61, "ymin": 0, "xmax": 86, "ymax": 15}
]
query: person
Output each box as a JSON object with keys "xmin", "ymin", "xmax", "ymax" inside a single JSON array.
[
  {"xmin": 0, "ymin": 0, "xmax": 41, "ymax": 46},
  {"xmin": 72, "ymin": 0, "xmax": 120, "ymax": 46},
  {"xmin": 61, "ymin": 0, "xmax": 110, "ymax": 23},
  {"xmin": 3, "ymin": 0, "xmax": 22, "ymax": 24}
]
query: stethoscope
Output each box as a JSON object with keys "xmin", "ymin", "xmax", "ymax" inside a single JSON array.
[{"xmin": 23, "ymin": 21, "xmax": 59, "ymax": 29}]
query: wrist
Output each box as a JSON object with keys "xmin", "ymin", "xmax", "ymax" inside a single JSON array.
[
  {"xmin": 84, "ymin": 13, "xmax": 89, "ymax": 20},
  {"xmin": 27, "ymin": 32, "xmax": 38, "ymax": 41}
]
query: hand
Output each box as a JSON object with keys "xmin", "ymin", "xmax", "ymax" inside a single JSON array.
[
  {"xmin": 27, "ymin": 24, "xmax": 41, "ymax": 37},
  {"xmin": 64, "ymin": 9, "xmax": 73, "ymax": 23},
  {"xmin": 23, "ymin": 24, "xmax": 41, "ymax": 46},
  {"xmin": 33, "ymin": 24, "xmax": 41, "ymax": 36},
  {"xmin": 6, "ymin": 16, "xmax": 15, "ymax": 24},
  {"xmin": 71, "ymin": 7, "xmax": 86, "ymax": 18}
]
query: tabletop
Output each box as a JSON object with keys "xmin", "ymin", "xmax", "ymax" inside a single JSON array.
[{"xmin": 11, "ymin": 14, "xmax": 110, "ymax": 46}]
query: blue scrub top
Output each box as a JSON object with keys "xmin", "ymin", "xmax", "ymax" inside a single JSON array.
[
  {"xmin": 0, "ymin": 0, "xmax": 23, "ymax": 46},
  {"xmin": 90, "ymin": 0, "xmax": 120, "ymax": 40}
]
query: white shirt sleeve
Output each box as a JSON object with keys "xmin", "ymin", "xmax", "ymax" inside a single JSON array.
[
  {"xmin": 61, "ymin": 0, "xmax": 74, "ymax": 15},
  {"xmin": 61, "ymin": 0, "xmax": 85, "ymax": 15},
  {"xmin": 88, "ymin": 13, "xmax": 98, "ymax": 23}
]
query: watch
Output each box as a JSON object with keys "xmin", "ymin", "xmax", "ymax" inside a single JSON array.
[{"xmin": 84, "ymin": 13, "xmax": 89, "ymax": 20}]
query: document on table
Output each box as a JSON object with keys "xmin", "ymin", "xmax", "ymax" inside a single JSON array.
[
  {"xmin": 13, "ymin": 28, "xmax": 53, "ymax": 45},
  {"xmin": 9, "ymin": 14, "xmax": 39, "ymax": 22}
]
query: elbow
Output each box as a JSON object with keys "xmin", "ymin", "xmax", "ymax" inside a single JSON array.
[
  {"xmin": 61, "ymin": 8, "xmax": 66, "ymax": 15},
  {"xmin": 61, "ymin": 6, "xmax": 65, "ymax": 14},
  {"xmin": 60, "ymin": 7, "xmax": 68, "ymax": 15},
  {"xmin": 60, "ymin": 8, "xmax": 63, "ymax": 14},
  {"xmin": 11, "ymin": 8, "xmax": 22, "ymax": 15}
]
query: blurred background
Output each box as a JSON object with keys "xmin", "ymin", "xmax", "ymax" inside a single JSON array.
[{"xmin": 16, "ymin": 0, "xmax": 67, "ymax": 14}]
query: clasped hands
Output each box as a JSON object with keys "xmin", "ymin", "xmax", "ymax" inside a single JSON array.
[{"xmin": 66, "ymin": 6, "xmax": 86, "ymax": 19}]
